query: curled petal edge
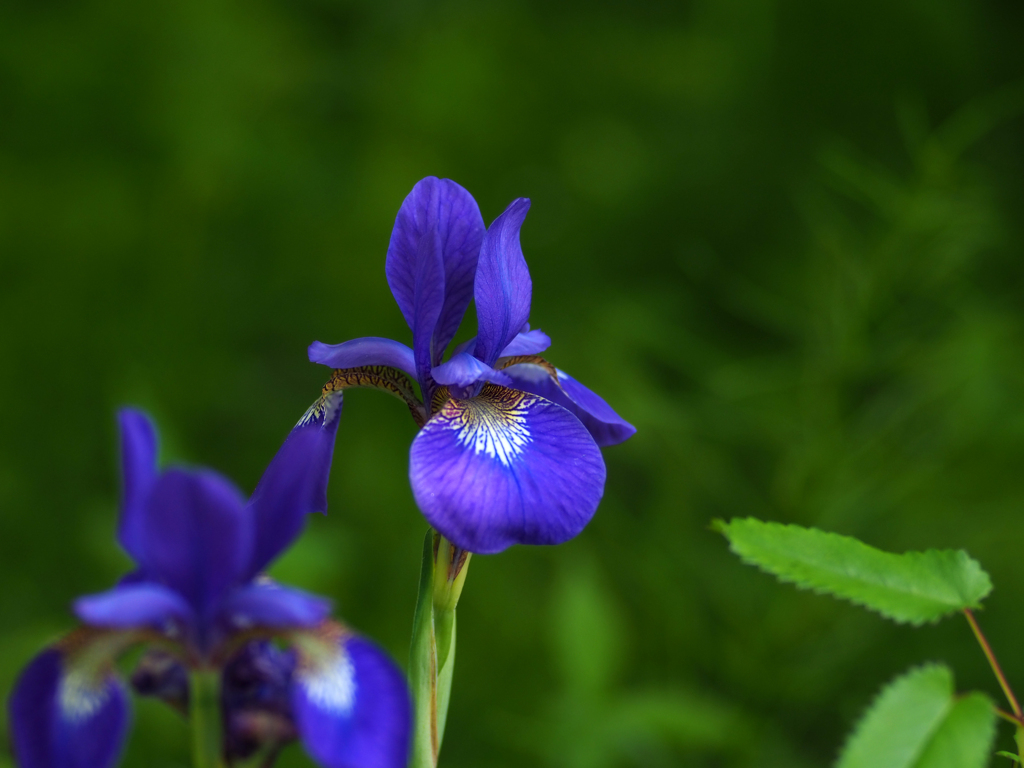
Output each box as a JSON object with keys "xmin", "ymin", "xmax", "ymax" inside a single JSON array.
[
  {"xmin": 308, "ymin": 338, "xmax": 417, "ymax": 380},
  {"xmin": 220, "ymin": 582, "xmax": 332, "ymax": 632},
  {"xmin": 430, "ymin": 352, "xmax": 513, "ymax": 390},
  {"xmin": 73, "ymin": 583, "xmax": 194, "ymax": 632}
]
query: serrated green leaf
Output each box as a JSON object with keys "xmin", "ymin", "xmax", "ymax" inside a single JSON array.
[
  {"xmin": 716, "ymin": 518, "xmax": 992, "ymax": 624},
  {"xmin": 838, "ymin": 665, "xmax": 955, "ymax": 768},
  {"xmin": 837, "ymin": 665, "xmax": 996, "ymax": 768},
  {"xmin": 914, "ymin": 693, "xmax": 998, "ymax": 768}
]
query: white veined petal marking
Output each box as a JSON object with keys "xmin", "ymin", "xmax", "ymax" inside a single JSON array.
[
  {"xmin": 450, "ymin": 386, "xmax": 533, "ymax": 466},
  {"xmin": 301, "ymin": 651, "xmax": 356, "ymax": 716},
  {"xmin": 59, "ymin": 670, "xmax": 111, "ymax": 722}
]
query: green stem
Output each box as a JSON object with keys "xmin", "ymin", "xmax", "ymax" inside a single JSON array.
[
  {"xmin": 996, "ymin": 708, "xmax": 1024, "ymax": 726},
  {"xmin": 409, "ymin": 532, "xmax": 439, "ymax": 768},
  {"xmin": 435, "ymin": 610, "xmax": 456, "ymax": 745},
  {"xmin": 409, "ymin": 530, "xmax": 471, "ymax": 768},
  {"xmin": 964, "ymin": 609, "xmax": 1021, "ymax": 716},
  {"xmin": 963, "ymin": 609, "xmax": 1023, "ymax": 763},
  {"xmin": 189, "ymin": 669, "xmax": 225, "ymax": 768}
]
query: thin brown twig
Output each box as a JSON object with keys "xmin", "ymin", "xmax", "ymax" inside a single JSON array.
[
  {"xmin": 994, "ymin": 707, "xmax": 1024, "ymax": 727},
  {"xmin": 964, "ymin": 608, "xmax": 1022, "ymax": 717}
]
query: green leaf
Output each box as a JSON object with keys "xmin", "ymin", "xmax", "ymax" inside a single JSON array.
[
  {"xmin": 715, "ymin": 518, "xmax": 992, "ymax": 624},
  {"xmin": 837, "ymin": 665, "xmax": 996, "ymax": 768}
]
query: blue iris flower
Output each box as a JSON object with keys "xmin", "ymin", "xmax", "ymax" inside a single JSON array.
[
  {"xmin": 308, "ymin": 177, "xmax": 635, "ymax": 554},
  {"xmin": 8, "ymin": 406, "xmax": 411, "ymax": 768}
]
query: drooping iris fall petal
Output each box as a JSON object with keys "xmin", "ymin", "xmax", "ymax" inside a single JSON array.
[
  {"xmin": 409, "ymin": 384, "xmax": 606, "ymax": 554},
  {"xmin": 9, "ymin": 648, "xmax": 130, "ymax": 768},
  {"xmin": 502, "ymin": 363, "xmax": 637, "ymax": 447},
  {"xmin": 245, "ymin": 398, "xmax": 343, "ymax": 579},
  {"xmin": 293, "ymin": 631, "xmax": 412, "ymax": 768}
]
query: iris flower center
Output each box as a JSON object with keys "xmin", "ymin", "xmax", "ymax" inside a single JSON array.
[{"xmin": 452, "ymin": 385, "xmax": 534, "ymax": 466}]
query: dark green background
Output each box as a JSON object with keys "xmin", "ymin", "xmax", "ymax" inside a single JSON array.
[{"xmin": 3, "ymin": 0, "xmax": 1024, "ymax": 766}]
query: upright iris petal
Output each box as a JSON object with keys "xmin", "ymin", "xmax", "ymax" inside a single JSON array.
[
  {"xmin": 408, "ymin": 225, "xmax": 445, "ymax": 386},
  {"xmin": 385, "ymin": 177, "xmax": 486, "ymax": 385},
  {"xmin": 473, "ymin": 198, "xmax": 533, "ymax": 367},
  {"xmin": 142, "ymin": 470, "xmax": 252, "ymax": 623},
  {"xmin": 116, "ymin": 408, "xmax": 158, "ymax": 564}
]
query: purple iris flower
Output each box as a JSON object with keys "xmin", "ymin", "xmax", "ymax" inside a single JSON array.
[
  {"xmin": 308, "ymin": 177, "xmax": 635, "ymax": 554},
  {"xmin": 8, "ymin": 406, "xmax": 411, "ymax": 768}
]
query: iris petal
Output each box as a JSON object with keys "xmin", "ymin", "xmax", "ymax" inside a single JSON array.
[
  {"xmin": 307, "ymin": 337, "xmax": 417, "ymax": 379},
  {"xmin": 499, "ymin": 328, "xmax": 551, "ymax": 357},
  {"xmin": 220, "ymin": 583, "xmax": 331, "ymax": 631},
  {"xmin": 447, "ymin": 328, "xmax": 551, "ymax": 362},
  {"xmin": 430, "ymin": 352, "xmax": 512, "ymax": 390},
  {"xmin": 116, "ymin": 408, "xmax": 158, "ymax": 565},
  {"xmin": 431, "ymin": 186, "xmax": 486, "ymax": 364},
  {"xmin": 293, "ymin": 632, "xmax": 412, "ymax": 768},
  {"xmin": 74, "ymin": 583, "xmax": 194, "ymax": 632},
  {"xmin": 409, "ymin": 384, "xmax": 606, "ymax": 553},
  {"xmin": 245, "ymin": 401, "xmax": 342, "ymax": 579},
  {"xmin": 473, "ymin": 198, "xmax": 533, "ymax": 367},
  {"xmin": 502, "ymin": 364, "xmax": 636, "ymax": 447},
  {"xmin": 408, "ymin": 225, "xmax": 446, "ymax": 387},
  {"xmin": 10, "ymin": 648, "xmax": 130, "ymax": 768},
  {"xmin": 386, "ymin": 177, "xmax": 486, "ymax": 372},
  {"xmin": 449, "ymin": 336, "xmax": 477, "ymax": 358},
  {"xmin": 142, "ymin": 469, "xmax": 251, "ymax": 619}
]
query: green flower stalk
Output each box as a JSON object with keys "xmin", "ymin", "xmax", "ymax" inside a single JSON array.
[{"xmin": 409, "ymin": 530, "xmax": 471, "ymax": 768}]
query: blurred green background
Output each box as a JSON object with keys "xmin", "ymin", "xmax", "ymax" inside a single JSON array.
[{"xmin": 3, "ymin": 0, "xmax": 1024, "ymax": 766}]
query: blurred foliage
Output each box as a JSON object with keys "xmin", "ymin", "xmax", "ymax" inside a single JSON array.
[{"xmin": 3, "ymin": 0, "xmax": 1024, "ymax": 766}]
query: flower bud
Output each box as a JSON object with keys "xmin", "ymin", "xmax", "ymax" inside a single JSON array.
[{"xmin": 431, "ymin": 533, "xmax": 471, "ymax": 615}]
